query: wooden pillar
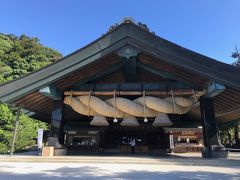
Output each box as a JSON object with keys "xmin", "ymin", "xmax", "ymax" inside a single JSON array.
[
  {"xmin": 200, "ymin": 97, "xmax": 220, "ymax": 146},
  {"xmin": 39, "ymin": 85, "xmax": 65, "ymax": 147},
  {"xmin": 48, "ymin": 100, "xmax": 65, "ymax": 147},
  {"xmin": 200, "ymin": 97, "xmax": 228, "ymax": 158}
]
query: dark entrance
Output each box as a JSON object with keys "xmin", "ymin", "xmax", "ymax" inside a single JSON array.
[
  {"xmin": 66, "ymin": 131, "xmax": 100, "ymax": 154},
  {"xmin": 64, "ymin": 121, "xmax": 169, "ymax": 154},
  {"xmin": 100, "ymin": 125, "xmax": 168, "ymax": 153}
]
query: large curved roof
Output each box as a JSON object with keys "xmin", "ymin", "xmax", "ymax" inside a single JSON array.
[{"xmin": 0, "ymin": 21, "xmax": 239, "ymax": 124}]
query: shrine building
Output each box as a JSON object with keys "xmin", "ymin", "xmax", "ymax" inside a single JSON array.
[{"xmin": 0, "ymin": 19, "xmax": 240, "ymax": 157}]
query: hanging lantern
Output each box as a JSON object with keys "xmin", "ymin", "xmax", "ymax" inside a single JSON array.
[
  {"xmin": 120, "ymin": 115, "xmax": 139, "ymax": 126},
  {"xmin": 152, "ymin": 113, "xmax": 173, "ymax": 126},
  {"xmin": 90, "ymin": 115, "xmax": 109, "ymax": 126}
]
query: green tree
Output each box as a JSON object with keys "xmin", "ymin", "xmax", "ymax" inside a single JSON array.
[
  {"xmin": 0, "ymin": 33, "xmax": 62, "ymax": 153},
  {"xmin": 0, "ymin": 104, "xmax": 15, "ymax": 153},
  {"xmin": 0, "ymin": 33, "xmax": 62, "ymax": 82},
  {"xmin": 15, "ymin": 114, "xmax": 48, "ymax": 152}
]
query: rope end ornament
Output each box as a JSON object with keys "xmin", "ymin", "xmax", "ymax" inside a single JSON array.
[
  {"xmin": 113, "ymin": 118, "xmax": 118, "ymax": 123},
  {"xmin": 171, "ymin": 90, "xmax": 176, "ymax": 114},
  {"xmin": 143, "ymin": 117, "xmax": 148, "ymax": 123},
  {"xmin": 113, "ymin": 89, "xmax": 118, "ymax": 123},
  {"xmin": 143, "ymin": 90, "xmax": 148, "ymax": 122},
  {"xmin": 87, "ymin": 90, "xmax": 92, "ymax": 117},
  {"xmin": 69, "ymin": 90, "xmax": 73, "ymax": 105}
]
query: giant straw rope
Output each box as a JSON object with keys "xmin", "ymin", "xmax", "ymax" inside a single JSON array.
[{"xmin": 64, "ymin": 92, "xmax": 202, "ymax": 119}]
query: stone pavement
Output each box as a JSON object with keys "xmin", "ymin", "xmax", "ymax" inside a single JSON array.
[{"xmin": 0, "ymin": 152, "xmax": 239, "ymax": 179}]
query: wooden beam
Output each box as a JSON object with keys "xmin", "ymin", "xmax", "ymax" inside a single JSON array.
[
  {"xmin": 39, "ymin": 85, "xmax": 62, "ymax": 100},
  {"xmin": 73, "ymin": 82, "xmax": 201, "ymax": 91},
  {"xmin": 137, "ymin": 61, "xmax": 195, "ymax": 89},
  {"xmin": 205, "ymin": 81, "xmax": 225, "ymax": 97},
  {"xmin": 217, "ymin": 117, "xmax": 240, "ymax": 124},
  {"xmin": 21, "ymin": 108, "xmax": 36, "ymax": 116},
  {"xmin": 73, "ymin": 61, "xmax": 124, "ymax": 87},
  {"xmin": 216, "ymin": 106, "xmax": 240, "ymax": 118},
  {"xmin": 64, "ymin": 89, "xmax": 203, "ymax": 96},
  {"xmin": 123, "ymin": 57, "xmax": 137, "ymax": 82}
]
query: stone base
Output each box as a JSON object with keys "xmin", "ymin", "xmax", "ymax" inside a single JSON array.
[
  {"xmin": 54, "ymin": 148, "xmax": 67, "ymax": 156},
  {"xmin": 202, "ymin": 146, "xmax": 229, "ymax": 158},
  {"xmin": 46, "ymin": 137, "xmax": 62, "ymax": 148}
]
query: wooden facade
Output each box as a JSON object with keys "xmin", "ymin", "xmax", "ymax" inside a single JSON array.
[{"xmin": 164, "ymin": 128, "xmax": 203, "ymax": 153}]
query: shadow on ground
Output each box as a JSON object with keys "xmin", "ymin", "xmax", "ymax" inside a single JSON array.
[
  {"xmin": 0, "ymin": 165, "xmax": 239, "ymax": 180},
  {"xmin": 1, "ymin": 152, "xmax": 240, "ymax": 167}
]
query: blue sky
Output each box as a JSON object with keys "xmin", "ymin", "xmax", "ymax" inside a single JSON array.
[{"xmin": 0, "ymin": 0, "xmax": 239, "ymax": 64}]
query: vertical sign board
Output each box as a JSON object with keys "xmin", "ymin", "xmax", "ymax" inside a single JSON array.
[
  {"xmin": 169, "ymin": 134, "xmax": 174, "ymax": 150},
  {"xmin": 38, "ymin": 129, "xmax": 44, "ymax": 149}
]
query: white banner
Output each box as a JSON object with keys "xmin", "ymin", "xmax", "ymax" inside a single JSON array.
[
  {"xmin": 169, "ymin": 134, "xmax": 174, "ymax": 150},
  {"xmin": 37, "ymin": 129, "xmax": 44, "ymax": 149}
]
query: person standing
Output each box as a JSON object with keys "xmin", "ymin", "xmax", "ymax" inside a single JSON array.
[{"xmin": 129, "ymin": 138, "xmax": 136, "ymax": 154}]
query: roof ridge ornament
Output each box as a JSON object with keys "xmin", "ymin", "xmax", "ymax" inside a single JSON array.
[
  {"xmin": 108, "ymin": 18, "xmax": 155, "ymax": 34},
  {"xmin": 122, "ymin": 17, "xmax": 135, "ymax": 24}
]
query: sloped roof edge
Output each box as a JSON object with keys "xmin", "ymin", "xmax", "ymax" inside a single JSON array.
[{"xmin": 0, "ymin": 22, "xmax": 239, "ymax": 103}]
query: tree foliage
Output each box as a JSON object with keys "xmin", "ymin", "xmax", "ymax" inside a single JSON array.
[
  {"xmin": 219, "ymin": 47, "xmax": 240, "ymax": 148},
  {"xmin": 0, "ymin": 33, "xmax": 62, "ymax": 82},
  {"xmin": 219, "ymin": 121, "xmax": 240, "ymax": 148},
  {"xmin": 0, "ymin": 33, "xmax": 62, "ymax": 153},
  {"xmin": 232, "ymin": 46, "xmax": 240, "ymax": 67}
]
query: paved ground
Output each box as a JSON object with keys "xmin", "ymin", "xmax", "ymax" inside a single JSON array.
[{"xmin": 0, "ymin": 153, "xmax": 239, "ymax": 180}]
